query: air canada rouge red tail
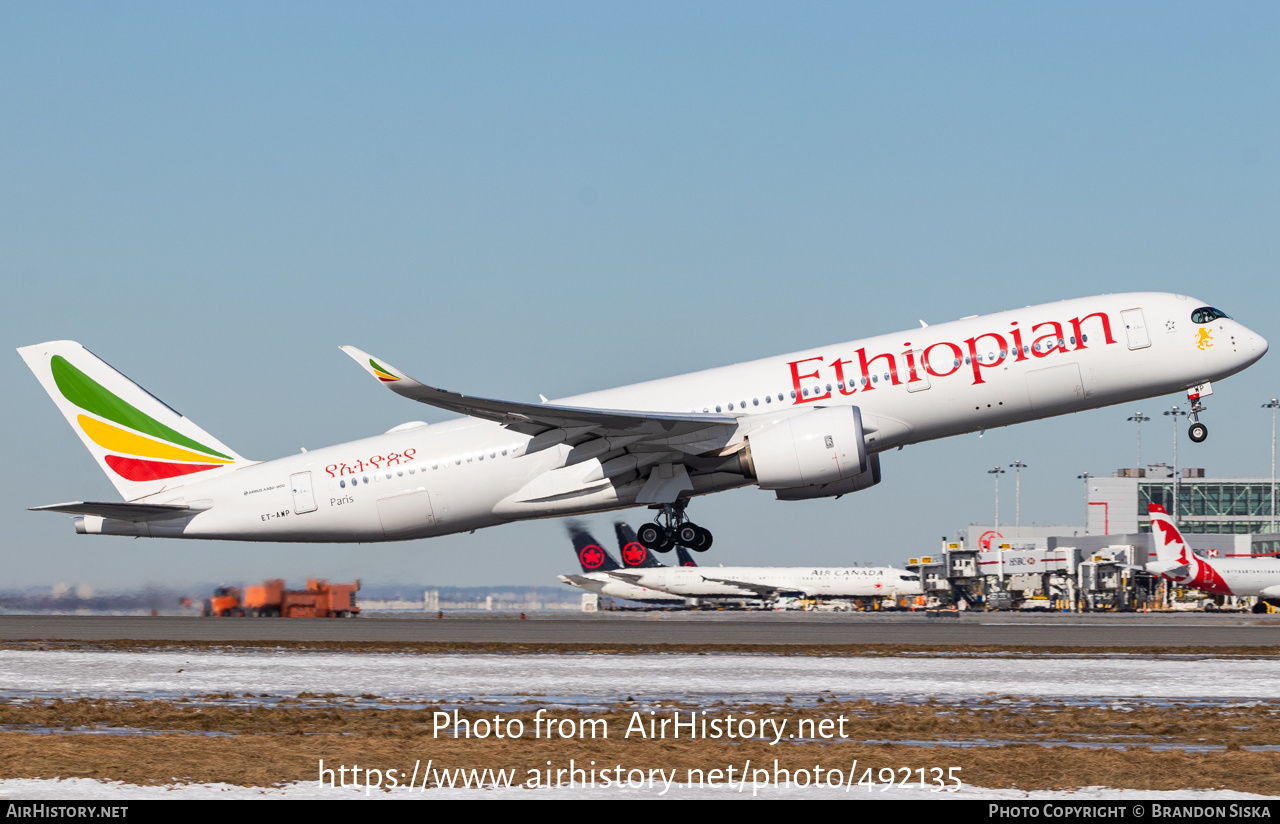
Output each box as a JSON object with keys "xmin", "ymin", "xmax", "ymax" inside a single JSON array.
[{"xmin": 1146, "ymin": 504, "xmax": 1280, "ymax": 609}]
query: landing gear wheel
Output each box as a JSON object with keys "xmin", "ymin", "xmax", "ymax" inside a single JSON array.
[
  {"xmin": 1188, "ymin": 422, "xmax": 1208, "ymax": 443},
  {"xmin": 643, "ymin": 499, "xmax": 711, "ymax": 553},
  {"xmin": 637, "ymin": 522, "xmax": 666, "ymax": 550}
]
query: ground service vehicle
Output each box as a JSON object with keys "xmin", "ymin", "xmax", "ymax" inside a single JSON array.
[
  {"xmin": 202, "ymin": 579, "xmax": 359, "ymax": 618},
  {"xmin": 201, "ymin": 586, "xmax": 242, "ymax": 617}
]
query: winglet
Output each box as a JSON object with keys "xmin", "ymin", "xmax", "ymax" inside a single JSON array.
[{"xmin": 339, "ymin": 346, "xmax": 410, "ymax": 384}]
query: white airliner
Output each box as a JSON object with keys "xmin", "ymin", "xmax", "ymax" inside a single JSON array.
[
  {"xmin": 608, "ymin": 561, "xmax": 924, "ymax": 602},
  {"xmin": 17, "ymin": 293, "xmax": 1267, "ymax": 548},
  {"xmin": 1147, "ymin": 504, "xmax": 1280, "ymax": 612}
]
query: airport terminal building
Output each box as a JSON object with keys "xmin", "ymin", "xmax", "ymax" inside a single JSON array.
[
  {"xmin": 930, "ymin": 465, "xmax": 1280, "ymax": 611},
  {"xmin": 961, "ymin": 465, "xmax": 1280, "ymax": 555},
  {"xmin": 1087, "ymin": 464, "xmax": 1280, "ymax": 548}
]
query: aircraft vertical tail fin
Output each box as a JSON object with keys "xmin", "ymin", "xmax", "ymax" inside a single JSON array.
[
  {"xmin": 675, "ymin": 545, "xmax": 699, "ymax": 567},
  {"xmin": 17, "ymin": 341, "xmax": 249, "ymax": 501},
  {"xmin": 1148, "ymin": 503, "xmax": 1230, "ymax": 592},
  {"xmin": 1148, "ymin": 503, "xmax": 1191, "ymax": 566},
  {"xmin": 614, "ymin": 522, "xmax": 664, "ymax": 568},
  {"xmin": 567, "ymin": 521, "xmax": 619, "ymax": 573}
]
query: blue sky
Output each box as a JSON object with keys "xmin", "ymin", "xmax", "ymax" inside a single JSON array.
[{"xmin": 2, "ymin": 2, "xmax": 1278, "ymax": 589}]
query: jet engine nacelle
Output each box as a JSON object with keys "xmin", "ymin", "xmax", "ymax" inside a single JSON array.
[
  {"xmin": 739, "ymin": 406, "xmax": 869, "ymax": 491},
  {"xmin": 773, "ymin": 453, "xmax": 881, "ymax": 500}
]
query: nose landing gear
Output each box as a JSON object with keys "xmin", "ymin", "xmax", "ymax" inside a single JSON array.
[
  {"xmin": 637, "ymin": 501, "xmax": 714, "ymax": 553},
  {"xmin": 1187, "ymin": 383, "xmax": 1210, "ymax": 444}
]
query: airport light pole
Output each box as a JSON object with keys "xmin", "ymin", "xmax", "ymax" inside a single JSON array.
[
  {"xmin": 1010, "ymin": 460, "xmax": 1028, "ymax": 538},
  {"xmin": 989, "ymin": 466, "xmax": 1005, "ymax": 529},
  {"xmin": 1127, "ymin": 412, "xmax": 1150, "ymax": 469},
  {"xmin": 1164, "ymin": 406, "xmax": 1186, "ymax": 523},
  {"xmin": 1077, "ymin": 472, "xmax": 1091, "ymax": 534},
  {"xmin": 1265, "ymin": 399, "xmax": 1280, "ymax": 532}
]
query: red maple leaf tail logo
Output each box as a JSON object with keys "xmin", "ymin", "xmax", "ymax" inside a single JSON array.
[
  {"xmin": 621, "ymin": 543, "xmax": 647, "ymax": 566},
  {"xmin": 1153, "ymin": 518, "xmax": 1190, "ymax": 564}
]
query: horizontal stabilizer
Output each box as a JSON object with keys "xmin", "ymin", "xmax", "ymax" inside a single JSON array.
[
  {"xmin": 1146, "ymin": 560, "xmax": 1189, "ymax": 578},
  {"xmin": 30, "ymin": 501, "xmax": 198, "ymax": 523}
]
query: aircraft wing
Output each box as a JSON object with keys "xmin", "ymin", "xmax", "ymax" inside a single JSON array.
[
  {"xmin": 340, "ymin": 346, "xmax": 737, "ymax": 440},
  {"xmin": 30, "ymin": 501, "xmax": 196, "ymax": 522},
  {"xmin": 696, "ymin": 575, "xmax": 806, "ymax": 599}
]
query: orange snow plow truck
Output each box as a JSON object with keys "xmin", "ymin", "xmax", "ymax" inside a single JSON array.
[{"xmin": 202, "ymin": 579, "xmax": 360, "ymax": 618}]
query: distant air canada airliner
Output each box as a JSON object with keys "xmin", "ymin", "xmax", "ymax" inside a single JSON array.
[{"xmin": 18, "ymin": 292, "xmax": 1267, "ymax": 551}]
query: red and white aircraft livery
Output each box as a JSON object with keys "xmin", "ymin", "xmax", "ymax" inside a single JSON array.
[
  {"xmin": 18, "ymin": 293, "xmax": 1267, "ymax": 549},
  {"xmin": 1147, "ymin": 504, "xmax": 1280, "ymax": 610}
]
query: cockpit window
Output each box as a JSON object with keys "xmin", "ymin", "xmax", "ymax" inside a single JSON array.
[{"xmin": 1191, "ymin": 307, "xmax": 1230, "ymax": 324}]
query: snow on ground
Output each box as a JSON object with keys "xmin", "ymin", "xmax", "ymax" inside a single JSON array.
[
  {"xmin": 1, "ymin": 649, "xmax": 1279, "ymax": 704},
  {"xmin": 4, "ymin": 649, "xmax": 1279, "ymax": 800}
]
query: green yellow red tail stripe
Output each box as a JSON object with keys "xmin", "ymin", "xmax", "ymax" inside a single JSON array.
[
  {"xmin": 77, "ymin": 415, "xmax": 232, "ymax": 465},
  {"xmin": 51, "ymin": 354, "xmax": 234, "ymax": 482}
]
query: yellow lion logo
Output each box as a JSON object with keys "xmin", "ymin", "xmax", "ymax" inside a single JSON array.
[{"xmin": 1196, "ymin": 329, "xmax": 1213, "ymax": 350}]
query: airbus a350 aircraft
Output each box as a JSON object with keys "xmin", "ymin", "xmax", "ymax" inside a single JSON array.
[
  {"xmin": 1147, "ymin": 504, "xmax": 1280, "ymax": 612},
  {"xmin": 18, "ymin": 293, "xmax": 1266, "ymax": 548}
]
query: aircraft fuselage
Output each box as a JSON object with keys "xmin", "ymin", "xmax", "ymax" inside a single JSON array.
[{"xmin": 49, "ymin": 292, "xmax": 1269, "ymax": 543}]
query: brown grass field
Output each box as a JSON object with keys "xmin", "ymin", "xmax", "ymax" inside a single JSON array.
[
  {"xmin": 3, "ymin": 642, "xmax": 1279, "ymax": 794},
  {"xmin": 3, "ymin": 693, "xmax": 1280, "ymax": 793}
]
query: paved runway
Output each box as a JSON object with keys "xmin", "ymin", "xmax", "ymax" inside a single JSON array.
[{"xmin": 1, "ymin": 611, "xmax": 1277, "ymax": 647}]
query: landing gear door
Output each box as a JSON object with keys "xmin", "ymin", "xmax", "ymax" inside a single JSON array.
[
  {"xmin": 290, "ymin": 471, "xmax": 317, "ymax": 514},
  {"xmin": 377, "ymin": 488, "xmax": 435, "ymax": 538},
  {"xmin": 1121, "ymin": 308, "xmax": 1151, "ymax": 350}
]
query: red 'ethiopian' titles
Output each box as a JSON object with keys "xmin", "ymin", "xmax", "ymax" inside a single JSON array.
[{"xmin": 787, "ymin": 311, "xmax": 1116, "ymax": 404}]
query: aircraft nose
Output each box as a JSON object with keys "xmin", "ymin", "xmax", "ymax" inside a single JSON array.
[{"xmin": 1247, "ymin": 325, "xmax": 1269, "ymax": 362}]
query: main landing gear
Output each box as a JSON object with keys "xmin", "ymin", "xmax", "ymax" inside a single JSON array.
[
  {"xmin": 1187, "ymin": 385, "xmax": 1209, "ymax": 444},
  {"xmin": 637, "ymin": 501, "xmax": 714, "ymax": 553}
]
